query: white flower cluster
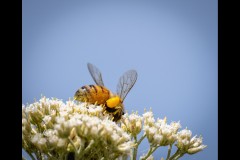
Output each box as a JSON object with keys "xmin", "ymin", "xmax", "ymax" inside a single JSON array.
[
  {"xmin": 121, "ymin": 112, "xmax": 143, "ymax": 136},
  {"xmin": 176, "ymin": 128, "xmax": 207, "ymax": 154},
  {"xmin": 22, "ymin": 97, "xmax": 206, "ymax": 160},
  {"xmin": 140, "ymin": 111, "xmax": 206, "ymax": 160},
  {"xmin": 22, "ymin": 97, "xmax": 133, "ymax": 160},
  {"xmin": 143, "ymin": 111, "xmax": 181, "ymax": 146}
]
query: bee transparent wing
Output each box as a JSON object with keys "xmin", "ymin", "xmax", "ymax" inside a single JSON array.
[
  {"xmin": 117, "ymin": 70, "xmax": 137, "ymax": 101},
  {"xmin": 87, "ymin": 63, "xmax": 105, "ymax": 86}
]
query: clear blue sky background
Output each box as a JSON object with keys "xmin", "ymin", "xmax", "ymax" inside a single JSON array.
[{"xmin": 22, "ymin": 0, "xmax": 217, "ymax": 159}]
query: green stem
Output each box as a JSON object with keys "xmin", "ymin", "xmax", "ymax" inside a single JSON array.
[
  {"xmin": 166, "ymin": 144, "xmax": 173, "ymax": 160},
  {"xmin": 77, "ymin": 140, "xmax": 84, "ymax": 155},
  {"xmin": 68, "ymin": 138, "xmax": 78, "ymax": 153},
  {"xmin": 168, "ymin": 149, "xmax": 182, "ymax": 160},
  {"xmin": 34, "ymin": 150, "xmax": 42, "ymax": 160},
  {"xmin": 68, "ymin": 137, "xmax": 79, "ymax": 160},
  {"xmin": 77, "ymin": 140, "xmax": 95, "ymax": 159},
  {"xmin": 83, "ymin": 140, "xmax": 95, "ymax": 153},
  {"xmin": 141, "ymin": 146, "xmax": 159, "ymax": 160},
  {"xmin": 137, "ymin": 134, "xmax": 146, "ymax": 145},
  {"xmin": 173, "ymin": 153, "xmax": 185, "ymax": 160},
  {"xmin": 86, "ymin": 144, "xmax": 100, "ymax": 160},
  {"xmin": 122, "ymin": 155, "xmax": 128, "ymax": 160},
  {"xmin": 132, "ymin": 136, "xmax": 138, "ymax": 160},
  {"xmin": 46, "ymin": 152, "xmax": 58, "ymax": 160},
  {"xmin": 131, "ymin": 134, "xmax": 146, "ymax": 160}
]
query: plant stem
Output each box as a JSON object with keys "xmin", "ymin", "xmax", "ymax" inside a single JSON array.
[
  {"xmin": 173, "ymin": 153, "xmax": 184, "ymax": 160},
  {"xmin": 137, "ymin": 134, "xmax": 146, "ymax": 144},
  {"xmin": 132, "ymin": 136, "xmax": 138, "ymax": 160},
  {"xmin": 78, "ymin": 140, "xmax": 95, "ymax": 159},
  {"xmin": 131, "ymin": 133, "xmax": 146, "ymax": 160},
  {"xmin": 141, "ymin": 146, "xmax": 159, "ymax": 160},
  {"xmin": 84, "ymin": 140, "xmax": 95, "ymax": 153},
  {"xmin": 168, "ymin": 149, "xmax": 183, "ymax": 160},
  {"xmin": 68, "ymin": 138, "xmax": 78, "ymax": 153},
  {"xmin": 166, "ymin": 144, "xmax": 172, "ymax": 160}
]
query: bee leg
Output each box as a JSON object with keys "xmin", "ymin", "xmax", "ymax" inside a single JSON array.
[
  {"xmin": 113, "ymin": 106, "xmax": 122, "ymax": 115},
  {"xmin": 102, "ymin": 105, "xmax": 108, "ymax": 116},
  {"xmin": 111, "ymin": 116, "xmax": 114, "ymax": 121},
  {"xmin": 83, "ymin": 100, "xmax": 88, "ymax": 107}
]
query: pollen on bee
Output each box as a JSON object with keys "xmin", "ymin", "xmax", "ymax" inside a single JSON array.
[{"xmin": 106, "ymin": 96, "xmax": 121, "ymax": 108}]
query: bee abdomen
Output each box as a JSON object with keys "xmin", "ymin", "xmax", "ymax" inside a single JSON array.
[{"xmin": 77, "ymin": 85, "xmax": 110, "ymax": 105}]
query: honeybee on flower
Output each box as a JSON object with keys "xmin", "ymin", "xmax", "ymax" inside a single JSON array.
[{"xmin": 74, "ymin": 63, "xmax": 137, "ymax": 121}]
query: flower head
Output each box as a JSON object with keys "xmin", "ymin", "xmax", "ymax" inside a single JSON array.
[
  {"xmin": 22, "ymin": 97, "xmax": 206, "ymax": 160},
  {"xmin": 143, "ymin": 114, "xmax": 180, "ymax": 146},
  {"xmin": 22, "ymin": 96, "xmax": 134, "ymax": 159},
  {"xmin": 176, "ymin": 128, "xmax": 207, "ymax": 154},
  {"xmin": 121, "ymin": 112, "xmax": 143, "ymax": 136}
]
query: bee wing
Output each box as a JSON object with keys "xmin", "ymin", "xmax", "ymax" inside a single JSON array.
[
  {"xmin": 116, "ymin": 70, "xmax": 137, "ymax": 101},
  {"xmin": 87, "ymin": 63, "xmax": 105, "ymax": 86}
]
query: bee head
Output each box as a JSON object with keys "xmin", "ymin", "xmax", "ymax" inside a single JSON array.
[{"xmin": 74, "ymin": 87, "xmax": 86, "ymax": 101}]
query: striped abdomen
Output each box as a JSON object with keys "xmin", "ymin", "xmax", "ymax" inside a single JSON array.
[{"xmin": 74, "ymin": 85, "xmax": 111, "ymax": 105}]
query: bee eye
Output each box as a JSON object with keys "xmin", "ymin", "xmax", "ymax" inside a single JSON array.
[
  {"xmin": 80, "ymin": 86, "xmax": 86, "ymax": 92},
  {"xmin": 122, "ymin": 111, "xmax": 125, "ymax": 115}
]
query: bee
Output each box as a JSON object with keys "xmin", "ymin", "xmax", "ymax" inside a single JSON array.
[{"xmin": 74, "ymin": 63, "xmax": 137, "ymax": 121}]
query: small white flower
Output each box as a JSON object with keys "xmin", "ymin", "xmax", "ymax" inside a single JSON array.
[
  {"xmin": 65, "ymin": 100, "xmax": 76, "ymax": 108},
  {"xmin": 25, "ymin": 104, "xmax": 37, "ymax": 114},
  {"xmin": 143, "ymin": 111, "xmax": 153, "ymax": 119},
  {"xmin": 144, "ymin": 117, "xmax": 179, "ymax": 146},
  {"xmin": 22, "ymin": 118, "xmax": 27, "ymax": 126},
  {"xmin": 43, "ymin": 129, "xmax": 57, "ymax": 137},
  {"xmin": 43, "ymin": 115, "xmax": 51, "ymax": 124},
  {"xmin": 57, "ymin": 138, "xmax": 67, "ymax": 148},
  {"xmin": 38, "ymin": 137, "xmax": 47, "ymax": 146},
  {"xmin": 170, "ymin": 121, "xmax": 181, "ymax": 133},
  {"xmin": 55, "ymin": 116, "xmax": 65, "ymax": 124},
  {"xmin": 90, "ymin": 125, "xmax": 98, "ymax": 136},
  {"xmin": 176, "ymin": 128, "xmax": 206, "ymax": 154},
  {"xmin": 117, "ymin": 141, "xmax": 134, "ymax": 153},
  {"xmin": 59, "ymin": 111, "xmax": 69, "ymax": 118},
  {"xmin": 112, "ymin": 132, "xmax": 121, "ymax": 144},
  {"xmin": 148, "ymin": 127, "xmax": 157, "ymax": 136},
  {"xmin": 31, "ymin": 133, "xmax": 42, "ymax": 144},
  {"xmin": 50, "ymin": 109, "xmax": 57, "ymax": 116},
  {"xmin": 143, "ymin": 111, "xmax": 155, "ymax": 126},
  {"xmin": 161, "ymin": 125, "xmax": 171, "ymax": 135},
  {"xmin": 187, "ymin": 145, "xmax": 207, "ymax": 154},
  {"xmin": 122, "ymin": 112, "xmax": 143, "ymax": 136},
  {"xmin": 48, "ymin": 135, "xmax": 59, "ymax": 146},
  {"xmin": 153, "ymin": 134, "xmax": 163, "ymax": 144}
]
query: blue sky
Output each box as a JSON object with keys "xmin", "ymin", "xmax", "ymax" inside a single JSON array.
[{"xmin": 22, "ymin": 0, "xmax": 217, "ymax": 159}]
